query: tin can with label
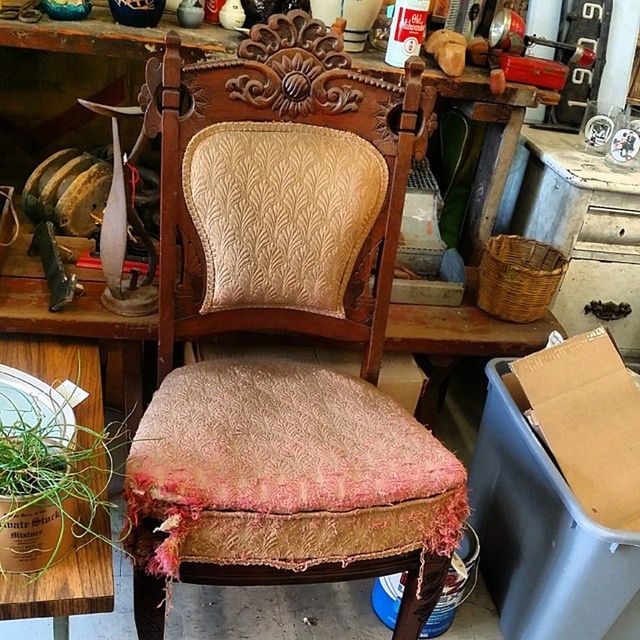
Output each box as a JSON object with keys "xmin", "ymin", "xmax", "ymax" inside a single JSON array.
[
  {"xmin": 204, "ymin": 0, "xmax": 223, "ymax": 24},
  {"xmin": 385, "ymin": 0, "xmax": 430, "ymax": 68}
]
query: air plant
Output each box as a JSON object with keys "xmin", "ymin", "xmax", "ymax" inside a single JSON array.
[{"xmin": 0, "ymin": 387, "xmax": 126, "ymax": 580}]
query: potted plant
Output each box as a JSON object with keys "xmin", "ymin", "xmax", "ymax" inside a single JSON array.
[{"xmin": 0, "ymin": 384, "xmax": 121, "ymax": 578}]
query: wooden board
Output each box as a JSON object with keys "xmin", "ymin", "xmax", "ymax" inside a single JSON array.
[
  {"xmin": 0, "ymin": 3, "xmax": 559, "ymax": 108},
  {"xmin": 0, "ymin": 217, "xmax": 565, "ymax": 355},
  {"xmin": 0, "ymin": 276, "xmax": 157, "ymax": 340},
  {"xmin": 390, "ymin": 278, "xmax": 465, "ymax": 307},
  {"xmin": 0, "ymin": 209, "xmax": 562, "ymax": 355},
  {"xmin": 0, "ymin": 336, "xmax": 114, "ymax": 620},
  {"xmin": 385, "ymin": 270, "xmax": 566, "ymax": 356},
  {"xmin": 463, "ymin": 106, "xmax": 526, "ymax": 264},
  {"xmin": 0, "ymin": 271, "xmax": 563, "ymax": 357}
]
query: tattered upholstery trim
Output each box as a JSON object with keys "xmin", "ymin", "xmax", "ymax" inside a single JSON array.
[{"xmin": 124, "ymin": 475, "xmax": 468, "ymax": 592}]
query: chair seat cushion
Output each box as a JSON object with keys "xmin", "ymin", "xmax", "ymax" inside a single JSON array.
[{"xmin": 125, "ymin": 360, "xmax": 468, "ymax": 578}]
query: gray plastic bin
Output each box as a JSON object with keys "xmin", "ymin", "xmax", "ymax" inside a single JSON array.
[{"xmin": 468, "ymin": 359, "xmax": 640, "ymax": 640}]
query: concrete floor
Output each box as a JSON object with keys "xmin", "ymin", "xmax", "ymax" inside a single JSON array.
[
  {"xmin": 1, "ymin": 366, "xmax": 504, "ymax": 640},
  {"xmin": 1, "ymin": 569, "xmax": 502, "ymax": 640},
  {"xmin": 1, "ymin": 501, "xmax": 502, "ymax": 640}
]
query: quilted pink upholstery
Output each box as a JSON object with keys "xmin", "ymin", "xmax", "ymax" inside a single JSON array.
[{"xmin": 125, "ymin": 360, "xmax": 468, "ymax": 578}]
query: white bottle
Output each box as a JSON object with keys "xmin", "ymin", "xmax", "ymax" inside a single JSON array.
[
  {"xmin": 219, "ymin": 0, "xmax": 245, "ymax": 30},
  {"xmin": 385, "ymin": 0, "xmax": 430, "ymax": 68}
]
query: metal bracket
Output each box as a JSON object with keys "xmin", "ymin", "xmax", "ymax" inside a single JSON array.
[
  {"xmin": 52, "ymin": 616, "xmax": 69, "ymax": 640},
  {"xmin": 28, "ymin": 222, "xmax": 82, "ymax": 312},
  {"xmin": 584, "ymin": 300, "xmax": 632, "ymax": 322}
]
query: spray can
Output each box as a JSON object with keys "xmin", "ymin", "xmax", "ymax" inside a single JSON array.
[{"xmin": 385, "ymin": 0, "xmax": 430, "ymax": 68}]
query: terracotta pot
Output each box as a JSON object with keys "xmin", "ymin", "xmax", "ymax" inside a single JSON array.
[
  {"xmin": 0, "ymin": 491, "xmax": 77, "ymax": 573},
  {"xmin": 310, "ymin": 0, "xmax": 383, "ymax": 52}
]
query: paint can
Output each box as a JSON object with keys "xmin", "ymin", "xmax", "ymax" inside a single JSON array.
[
  {"xmin": 384, "ymin": 0, "xmax": 430, "ymax": 68},
  {"xmin": 371, "ymin": 523, "xmax": 480, "ymax": 638},
  {"xmin": 0, "ymin": 492, "xmax": 77, "ymax": 573}
]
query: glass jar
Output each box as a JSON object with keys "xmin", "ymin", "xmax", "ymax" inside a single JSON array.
[
  {"xmin": 605, "ymin": 106, "xmax": 640, "ymax": 171},
  {"xmin": 368, "ymin": 2, "xmax": 394, "ymax": 51}
]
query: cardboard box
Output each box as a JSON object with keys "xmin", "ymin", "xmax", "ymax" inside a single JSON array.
[
  {"xmin": 189, "ymin": 342, "xmax": 428, "ymax": 415},
  {"xmin": 508, "ymin": 327, "xmax": 640, "ymax": 532}
]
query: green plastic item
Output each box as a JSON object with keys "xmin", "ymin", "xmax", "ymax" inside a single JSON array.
[{"xmin": 434, "ymin": 110, "xmax": 487, "ymax": 249}]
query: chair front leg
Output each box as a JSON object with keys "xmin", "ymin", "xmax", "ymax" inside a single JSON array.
[
  {"xmin": 392, "ymin": 554, "xmax": 451, "ymax": 640},
  {"xmin": 134, "ymin": 568, "xmax": 167, "ymax": 640}
]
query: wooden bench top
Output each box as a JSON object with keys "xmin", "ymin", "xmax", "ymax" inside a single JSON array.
[
  {"xmin": 0, "ymin": 224, "xmax": 563, "ymax": 357},
  {"xmin": 0, "ymin": 2, "xmax": 559, "ymax": 109},
  {"xmin": 0, "ymin": 336, "xmax": 114, "ymax": 620}
]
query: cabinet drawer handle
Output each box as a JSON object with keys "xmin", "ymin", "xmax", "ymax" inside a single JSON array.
[{"xmin": 584, "ymin": 300, "xmax": 633, "ymax": 321}]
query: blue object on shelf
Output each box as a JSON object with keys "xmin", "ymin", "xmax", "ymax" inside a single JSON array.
[
  {"xmin": 41, "ymin": 0, "xmax": 92, "ymax": 20},
  {"xmin": 440, "ymin": 248, "xmax": 466, "ymax": 286}
]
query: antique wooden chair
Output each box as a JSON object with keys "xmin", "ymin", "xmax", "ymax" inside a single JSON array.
[{"xmin": 124, "ymin": 12, "xmax": 468, "ymax": 640}]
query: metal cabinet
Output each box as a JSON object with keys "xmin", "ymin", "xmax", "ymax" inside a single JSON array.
[{"xmin": 512, "ymin": 127, "xmax": 640, "ymax": 358}]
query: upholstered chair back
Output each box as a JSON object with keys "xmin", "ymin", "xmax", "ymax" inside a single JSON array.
[
  {"xmin": 145, "ymin": 13, "xmax": 437, "ymax": 383},
  {"xmin": 183, "ymin": 122, "xmax": 388, "ymax": 318}
]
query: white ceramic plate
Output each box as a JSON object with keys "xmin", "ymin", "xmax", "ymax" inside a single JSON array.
[{"xmin": 0, "ymin": 364, "xmax": 76, "ymax": 444}]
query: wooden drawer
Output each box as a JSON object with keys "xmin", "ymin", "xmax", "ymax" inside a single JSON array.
[
  {"xmin": 574, "ymin": 206, "xmax": 640, "ymax": 263},
  {"xmin": 552, "ymin": 258, "xmax": 640, "ymax": 356}
]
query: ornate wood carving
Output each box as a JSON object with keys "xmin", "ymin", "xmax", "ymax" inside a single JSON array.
[
  {"xmin": 183, "ymin": 74, "xmax": 210, "ymax": 120},
  {"xmin": 344, "ymin": 239, "xmax": 380, "ymax": 325},
  {"xmin": 139, "ymin": 56, "xmax": 163, "ymax": 139},
  {"xmin": 225, "ymin": 10, "xmax": 364, "ymax": 117},
  {"xmin": 373, "ymin": 86, "xmax": 439, "ymax": 159},
  {"xmin": 373, "ymin": 96, "xmax": 402, "ymax": 153},
  {"xmin": 415, "ymin": 86, "xmax": 439, "ymax": 160}
]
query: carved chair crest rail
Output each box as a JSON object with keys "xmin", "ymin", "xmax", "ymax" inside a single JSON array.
[{"xmin": 139, "ymin": 10, "xmax": 437, "ymax": 384}]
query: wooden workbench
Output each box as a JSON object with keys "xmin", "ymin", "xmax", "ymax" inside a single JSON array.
[
  {"xmin": 0, "ymin": 200, "xmax": 564, "ymax": 434},
  {"xmin": 0, "ymin": 227, "xmax": 563, "ymax": 433},
  {"xmin": 0, "ymin": 336, "xmax": 113, "ymax": 640},
  {"xmin": 0, "ymin": 5, "xmax": 556, "ymax": 107},
  {"xmin": 0, "ymin": 226, "xmax": 562, "ymax": 356},
  {"xmin": 0, "ymin": 3, "xmax": 559, "ymax": 260}
]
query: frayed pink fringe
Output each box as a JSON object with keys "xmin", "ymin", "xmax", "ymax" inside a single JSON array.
[
  {"xmin": 125, "ymin": 474, "xmax": 469, "ymax": 585},
  {"xmin": 124, "ymin": 473, "xmax": 208, "ymax": 580}
]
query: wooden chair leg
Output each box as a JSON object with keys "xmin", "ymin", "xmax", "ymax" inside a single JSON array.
[
  {"xmin": 392, "ymin": 554, "xmax": 451, "ymax": 640},
  {"xmin": 134, "ymin": 568, "xmax": 167, "ymax": 640}
]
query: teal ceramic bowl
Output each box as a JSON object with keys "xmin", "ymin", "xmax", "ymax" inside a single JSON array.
[{"xmin": 41, "ymin": 0, "xmax": 93, "ymax": 21}]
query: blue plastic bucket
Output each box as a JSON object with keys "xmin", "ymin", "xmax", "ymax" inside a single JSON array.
[{"xmin": 371, "ymin": 524, "xmax": 480, "ymax": 638}]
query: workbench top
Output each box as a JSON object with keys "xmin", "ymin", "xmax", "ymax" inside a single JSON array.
[
  {"xmin": 523, "ymin": 125, "xmax": 640, "ymax": 195},
  {"xmin": 0, "ymin": 3, "xmax": 559, "ymax": 109}
]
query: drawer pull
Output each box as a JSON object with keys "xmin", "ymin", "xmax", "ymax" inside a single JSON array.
[{"xmin": 584, "ymin": 300, "xmax": 633, "ymax": 322}]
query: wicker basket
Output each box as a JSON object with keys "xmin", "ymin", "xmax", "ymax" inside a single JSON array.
[{"xmin": 478, "ymin": 235, "xmax": 568, "ymax": 323}]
